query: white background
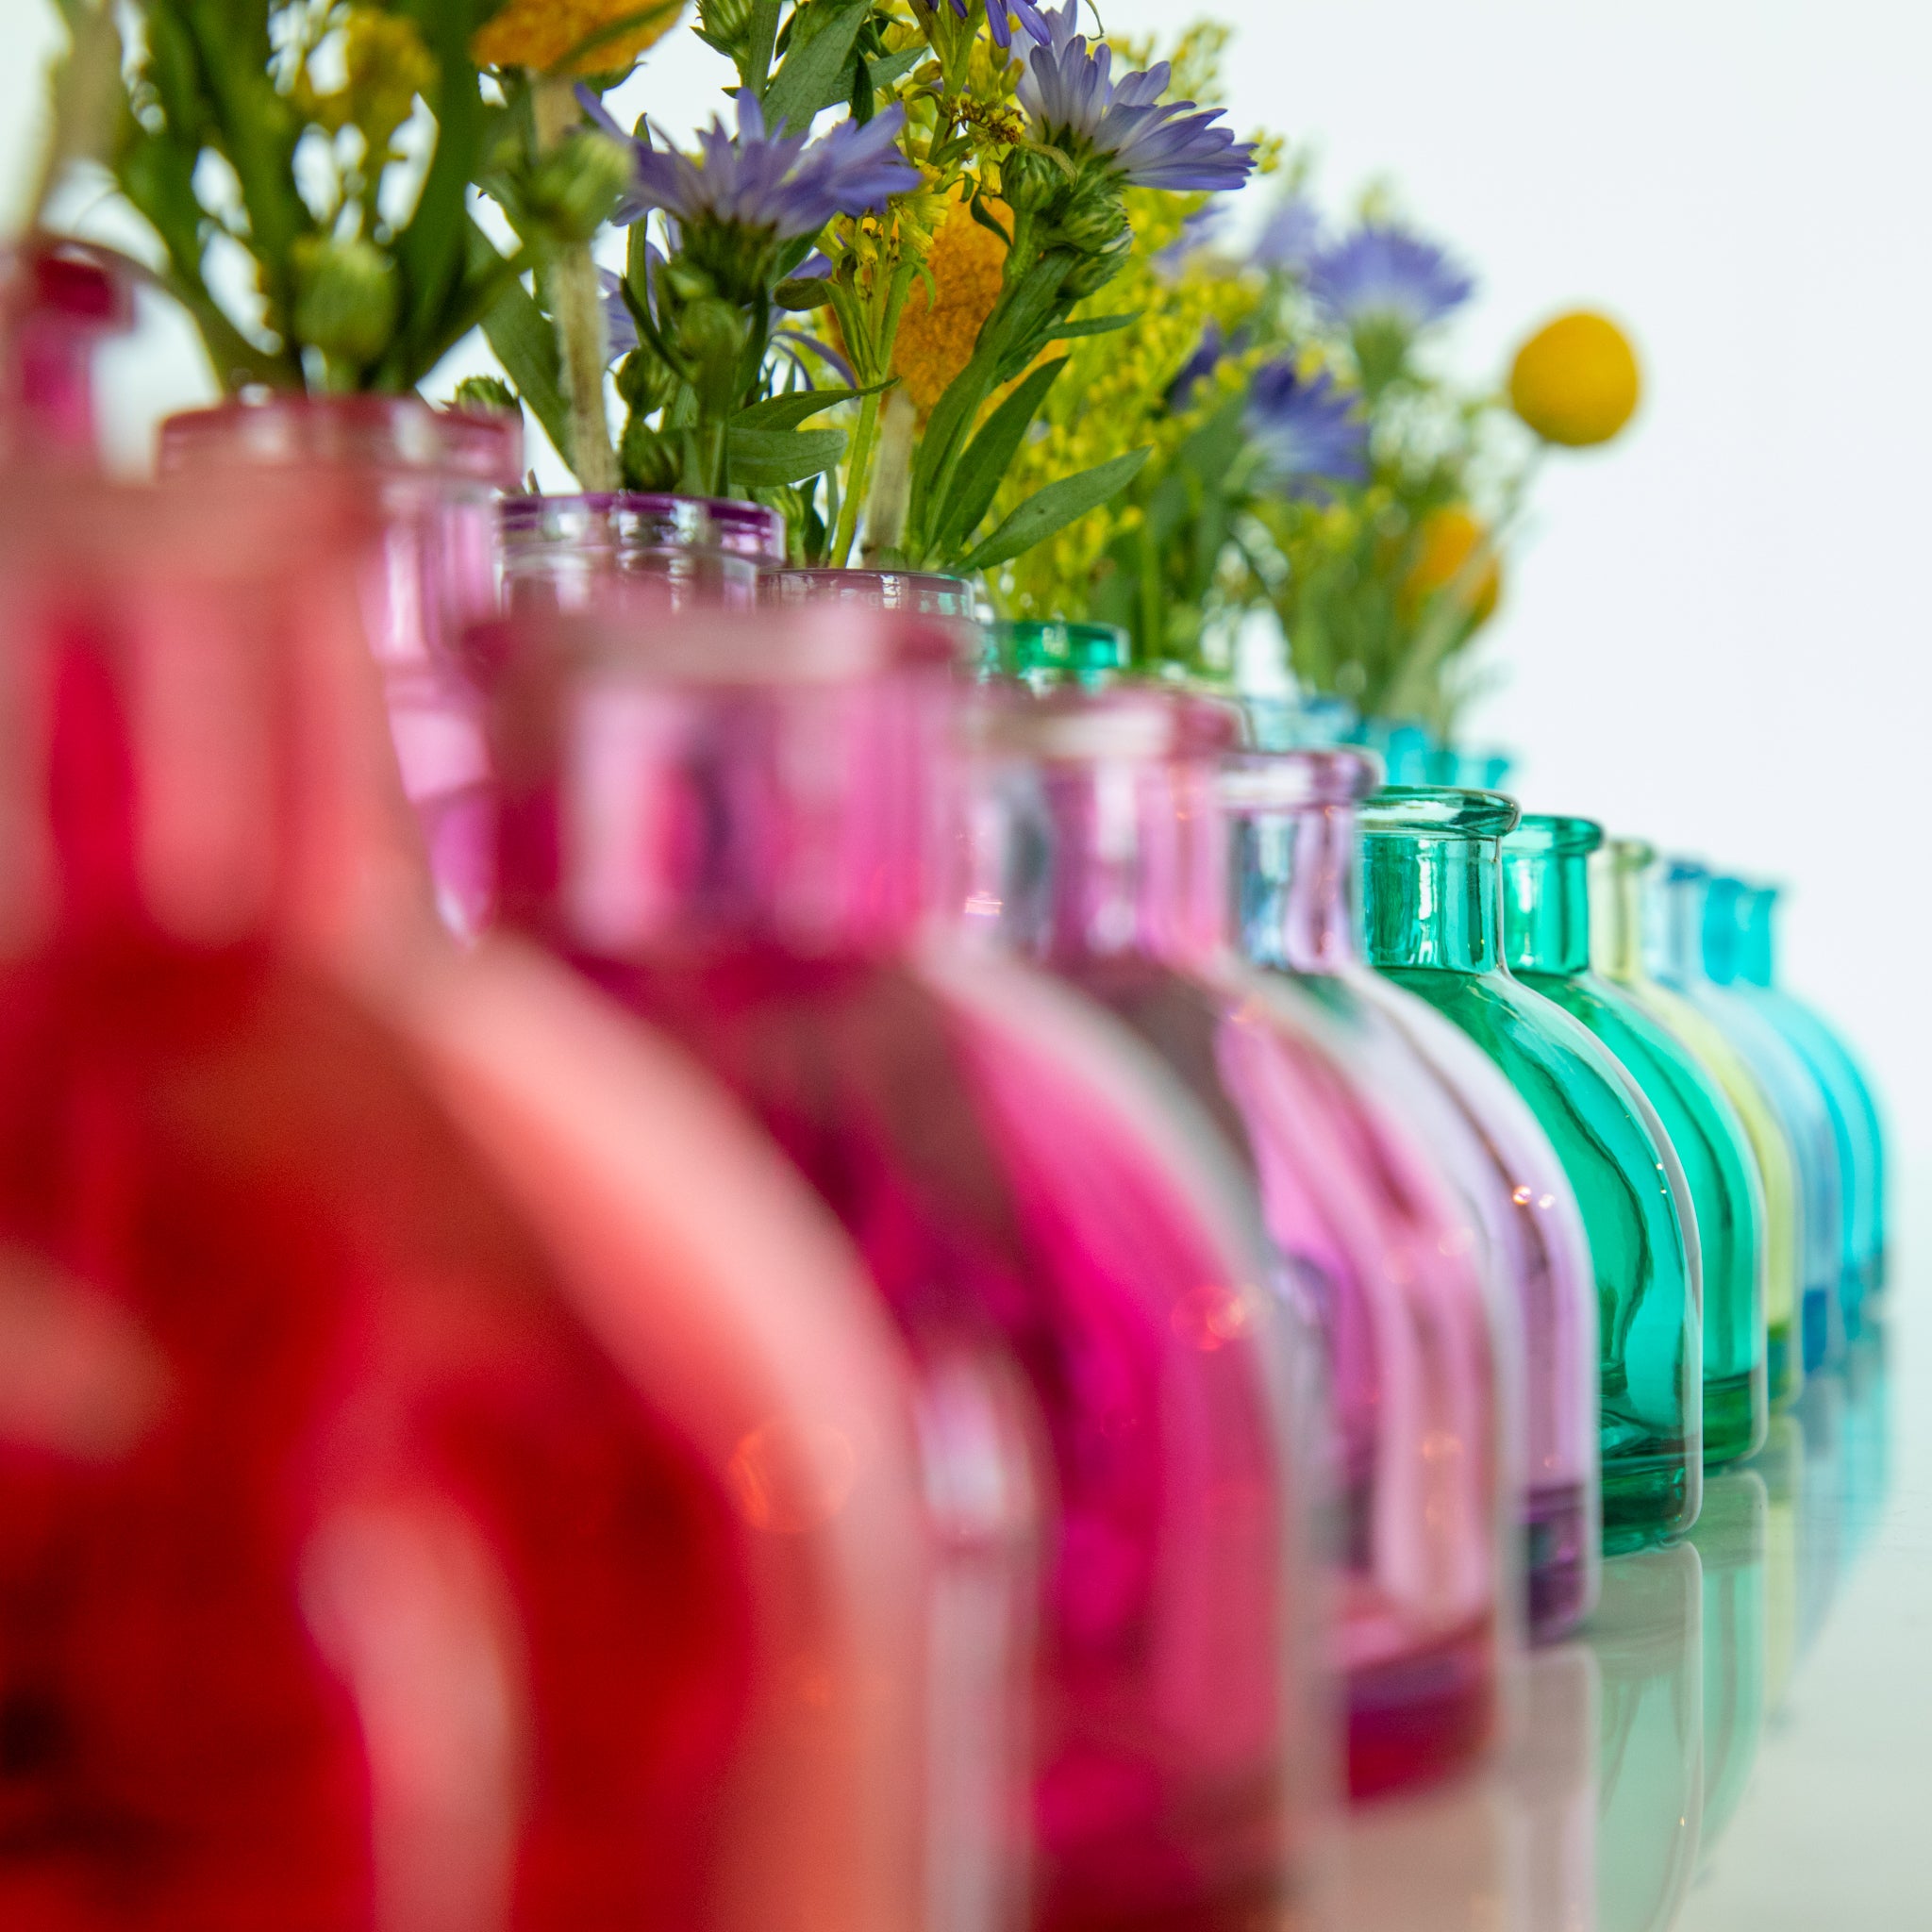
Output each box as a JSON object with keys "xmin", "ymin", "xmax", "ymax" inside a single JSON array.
[{"xmin": 4, "ymin": 0, "xmax": 1925, "ymax": 1256}]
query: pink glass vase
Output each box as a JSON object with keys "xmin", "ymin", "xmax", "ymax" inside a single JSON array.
[
  {"xmin": 1224, "ymin": 748, "xmax": 1601, "ymax": 1642},
  {"xmin": 0, "ymin": 467, "xmax": 941, "ymax": 1932},
  {"xmin": 0, "ymin": 238, "xmax": 134, "ymax": 465},
  {"xmin": 478, "ymin": 597, "xmax": 1321, "ymax": 1930},
  {"xmin": 158, "ymin": 394, "xmax": 521, "ymax": 941},
  {"xmin": 964, "ymin": 685, "xmax": 1509, "ymax": 1802}
]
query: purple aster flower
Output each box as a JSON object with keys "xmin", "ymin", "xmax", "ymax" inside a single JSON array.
[
  {"xmin": 582, "ymin": 88, "xmax": 920, "ymax": 242},
  {"xmin": 1017, "ymin": 2, "xmax": 1256, "ymax": 192},
  {"xmin": 1253, "ymin": 196, "xmax": 1322, "ymax": 274},
  {"xmin": 1306, "ymin": 224, "xmax": 1474, "ymax": 334},
  {"xmin": 1166, "ymin": 320, "xmax": 1224, "ymax": 408},
  {"xmin": 1245, "ymin": 361, "xmax": 1369, "ymax": 494},
  {"xmin": 948, "ymin": 0, "xmax": 1051, "ymax": 52}
]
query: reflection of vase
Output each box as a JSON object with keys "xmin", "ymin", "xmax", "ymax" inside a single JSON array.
[
  {"xmin": 1654, "ymin": 861, "xmax": 1844, "ymax": 1376},
  {"xmin": 1593, "ymin": 839, "xmax": 1804, "ymax": 1408},
  {"xmin": 1794, "ymin": 1370, "xmax": 1846, "ymax": 1662},
  {"xmin": 1503, "ymin": 815, "xmax": 1767, "ymax": 1467},
  {"xmin": 967, "ymin": 689, "xmax": 1507, "ymax": 1803},
  {"xmin": 0, "ymin": 470, "xmax": 939, "ymax": 1932},
  {"xmin": 1839, "ymin": 1330, "xmax": 1891, "ymax": 1573},
  {"xmin": 1360, "ymin": 790, "xmax": 1701, "ymax": 1555},
  {"xmin": 1754, "ymin": 1415, "xmax": 1803, "ymax": 1716},
  {"xmin": 1707, "ymin": 877, "xmax": 1888, "ymax": 1336},
  {"xmin": 1690, "ymin": 1470, "xmax": 1767, "ymax": 1865},
  {"xmin": 1592, "ymin": 1546, "xmax": 1704, "ymax": 1932},
  {"xmin": 1225, "ymin": 749, "xmax": 1599, "ymax": 1641},
  {"xmin": 1508, "ymin": 1643, "xmax": 1600, "ymax": 1932},
  {"xmin": 159, "ymin": 394, "xmax": 522, "ymax": 941},
  {"xmin": 482, "ymin": 601, "xmax": 1320, "ymax": 1927}
]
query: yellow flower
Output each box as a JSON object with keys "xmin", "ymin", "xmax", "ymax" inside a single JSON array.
[
  {"xmin": 474, "ymin": 0, "xmax": 688, "ymax": 77},
  {"xmin": 1402, "ymin": 506, "xmax": 1501, "ymax": 625},
  {"xmin": 891, "ymin": 188, "xmax": 1008, "ymax": 417},
  {"xmin": 1508, "ymin": 310, "xmax": 1641, "ymax": 447}
]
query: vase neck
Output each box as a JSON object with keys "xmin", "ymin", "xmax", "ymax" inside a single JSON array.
[
  {"xmin": 1702, "ymin": 874, "xmax": 1753, "ymax": 987},
  {"xmin": 1590, "ymin": 837, "xmax": 1654, "ymax": 985},
  {"xmin": 1655, "ymin": 863, "xmax": 1714, "ymax": 986},
  {"xmin": 1501, "ymin": 815, "xmax": 1601, "ymax": 978},
  {"xmin": 1222, "ymin": 750, "xmax": 1374, "ymax": 974},
  {"xmin": 1361, "ymin": 834, "xmax": 1505, "ymax": 974},
  {"xmin": 1740, "ymin": 884, "xmax": 1777, "ymax": 989}
]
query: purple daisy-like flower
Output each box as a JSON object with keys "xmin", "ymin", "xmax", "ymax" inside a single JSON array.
[
  {"xmin": 1017, "ymin": 1, "xmax": 1256, "ymax": 192},
  {"xmin": 1166, "ymin": 320, "xmax": 1225, "ymax": 408},
  {"xmin": 948, "ymin": 0, "xmax": 1051, "ymax": 52},
  {"xmin": 1306, "ymin": 224, "xmax": 1474, "ymax": 334},
  {"xmin": 1245, "ymin": 361, "xmax": 1369, "ymax": 494},
  {"xmin": 1252, "ymin": 197, "xmax": 1322, "ymax": 274},
  {"xmin": 583, "ymin": 88, "xmax": 920, "ymax": 242}
]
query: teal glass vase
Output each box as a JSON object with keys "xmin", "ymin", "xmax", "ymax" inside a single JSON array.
[
  {"xmin": 1502, "ymin": 816, "xmax": 1767, "ymax": 1468},
  {"xmin": 983, "ymin": 617, "xmax": 1128, "ymax": 690},
  {"xmin": 1653, "ymin": 862, "xmax": 1844, "ymax": 1375},
  {"xmin": 1360, "ymin": 789, "xmax": 1701, "ymax": 1553},
  {"xmin": 1706, "ymin": 877, "xmax": 1887, "ymax": 1336}
]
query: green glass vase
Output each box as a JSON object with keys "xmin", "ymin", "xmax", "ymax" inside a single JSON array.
[
  {"xmin": 1502, "ymin": 815, "xmax": 1766, "ymax": 1467},
  {"xmin": 1593, "ymin": 838, "xmax": 1803, "ymax": 1407},
  {"xmin": 1360, "ymin": 788, "xmax": 1700, "ymax": 1553}
]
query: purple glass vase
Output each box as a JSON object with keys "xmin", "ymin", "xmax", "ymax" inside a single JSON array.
[
  {"xmin": 962, "ymin": 685, "xmax": 1509, "ymax": 1802},
  {"xmin": 477, "ymin": 599, "xmax": 1321, "ymax": 1930},
  {"xmin": 158, "ymin": 394, "xmax": 522, "ymax": 941},
  {"xmin": 1224, "ymin": 747, "xmax": 1601, "ymax": 1642}
]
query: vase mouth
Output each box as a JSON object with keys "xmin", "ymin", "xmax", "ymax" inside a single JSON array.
[
  {"xmin": 1358, "ymin": 785, "xmax": 1520, "ymax": 842},
  {"xmin": 160, "ymin": 392, "xmax": 522, "ymax": 486},
  {"xmin": 1662, "ymin": 855, "xmax": 1711, "ymax": 885},
  {"xmin": 1601, "ymin": 834, "xmax": 1657, "ymax": 871},
  {"xmin": 985, "ymin": 617, "xmax": 1130, "ymax": 681},
  {"xmin": 1504, "ymin": 812, "xmax": 1603, "ymax": 858},
  {"xmin": 968, "ymin": 682, "xmax": 1242, "ymax": 764},
  {"xmin": 763, "ymin": 568, "xmax": 978, "ymax": 621},
  {"xmin": 497, "ymin": 491, "xmax": 787, "ymax": 562},
  {"xmin": 1219, "ymin": 746, "xmax": 1381, "ymax": 811}
]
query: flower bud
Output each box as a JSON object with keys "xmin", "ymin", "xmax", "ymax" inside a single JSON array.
[
  {"xmin": 1055, "ymin": 178, "xmax": 1129, "ymax": 256},
  {"xmin": 291, "ymin": 234, "xmax": 399, "ymax": 370},
  {"xmin": 620, "ymin": 416, "xmax": 680, "ymax": 491},
  {"xmin": 1059, "ymin": 231, "xmax": 1131, "ymax": 302},
  {"xmin": 452, "ymin": 375, "xmax": 520, "ymax": 416},
  {"xmin": 527, "ymin": 131, "xmax": 634, "ymax": 244},
  {"xmin": 615, "ymin": 346, "xmax": 675, "ymax": 412},
  {"xmin": 698, "ymin": 0, "xmax": 754, "ymax": 49},
  {"xmin": 678, "ymin": 297, "xmax": 749, "ymax": 415},
  {"xmin": 1000, "ymin": 146, "xmax": 1065, "ymax": 213}
]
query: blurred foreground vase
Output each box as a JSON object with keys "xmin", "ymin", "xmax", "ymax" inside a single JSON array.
[
  {"xmin": 479, "ymin": 597, "xmax": 1319, "ymax": 1929},
  {"xmin": 1652, "ymin": 861, "xmax": 1843, "ymax": 1375},
  {"xmin": 1706, "ymin": 877, "xmax": 1886, "ymax": 1335},
  {"xmin": 159, "ymin": 394, "xmax": 522, "ymax": 941},
  {"xmin": 1358, "ymin": 790, "xmax": 1701, "ymax": 1554},
  {"xmin": 1502, "ymin": 815, "xmax": 1766, "ymax": 1467},
  {"xmin": 1593, "ymin": 838, "xmax": 1803, "ymax": 1407},
  {"xmin": 0, "ymin": 237, "xmax": 134, "ymax": 463},
  {"xmin": 1224, "ymin": 749, "xmax": 1599, "ymax": 1641},
  {"xmin": 0, "ymin": 471, "xmax": 944, "ymax": 1931},
  {"xmin": 965, "ymin": 687, "xmax": 1508, "ymax": 1802}
]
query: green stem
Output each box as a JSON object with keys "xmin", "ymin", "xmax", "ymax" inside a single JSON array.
[{"xmin": 832, "ymin": 390, "xmax": 881, "ymax": 566}]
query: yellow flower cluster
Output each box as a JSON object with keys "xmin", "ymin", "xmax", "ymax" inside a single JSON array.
[
  {"xmin": 890, "ymin": 189, "xmax": 1008, "ymax": 416},
  {"xmin": 474, "ymin": 0, "xmax": 688, "ymax": 77},
  {"xmin": 1508, "ymin": 310, "xmax": 1641, "ymax": 447}
]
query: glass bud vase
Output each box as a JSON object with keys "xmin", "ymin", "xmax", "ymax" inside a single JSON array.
[
  {"xmin": 983, "ymin": 617, "xmax": 1130, "ymax": 691},
  {"xmin": 1593, "ymin": 837, "xmax": 1805, "ymax": 1407},
  {"xmin": 1652, "ymin": 861, "xmax": 1845, "ymax": 1376},
  {"xmin": 764, "ymin": 565, "xmax": 981, "ymax": 622},
  {"xmin": 1358, "ymin": 788, "xmax": 1702, "ymax": 1555},
  {"xmin": 158, "ymin": 393, "xmax": 522, "ymax": 941},
  {"xmin": 480, "ymin": 599, "xmax": 1319, "ymax": 1931},
  {"xmin": 1707, "ymin": 877, "xmax": 1887, "ymax": 1336},
  {"xmin": 1501, "ymin": 814, "xmax": 1767, "ymax": 1467},
  {"xmin": 0, "ymin": 237, "xmax": 134, "ymax": 463},
  {"xmin": 967, "ymin": 687, "xmax": 1509, "ymax": 1802},
  {"xmin": 0, "ymin": 468, "xmax": 942, "ymax": 1932},
  {"xmin": 498, "ymin": 491, "xmax": 787, "ymax": 615},
  {"xmin": 1224, "ymin": 748, "xmax": 1600, "ymax": 1642}
]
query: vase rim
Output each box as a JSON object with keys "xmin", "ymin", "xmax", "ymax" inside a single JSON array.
[
  {"xmin": 1359, "ymin": 785, "xmax": 1520, "ymax": 842},
  {"xmin": 969, "ymin": 683, "xmax": 1241, "ymax": 764},
  {"xmin": 1504, "ymin": 812, "xmax": 1604, "ymax": 858},
  {"xmin": 1220, "ymin": 745, "xmax": 1381, "ymax": 809},
  {"xmin": 497, "ymin": 490, "xmax": 787, "ymax": 561},
  {"xmin": 763, "ymin": 567, "xmax": 977, "ymax": 619},
  {"xmin": 1601, "ymin": 834, "xmax": 1657, "ymax": 870},
  {"xmin": 160, "ymin": 391, "xmax": 522, "ymax": 486}
]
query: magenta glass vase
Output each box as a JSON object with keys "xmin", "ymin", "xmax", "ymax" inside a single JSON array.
[
  {"xmin": 0, "ymin": 237, "xmax": 133, "ymax": 463},
  {"xmin": 478, "ymin": 598, "xmax": 1320, "ymax": 1928},
  {"xmin": 963, "ymin": 684, "xmax": 1509, "ymax": 1802},
  {"xmin": 158, "ymin": 393, "xmax": 522, "ymax": 941},
  {"xmin": 1224, "ymin": 747, "xmax": 1600, "ymax": 1643},
  {"xmin": 0, "ymin": 467, "xmax": 949, "ymax": 1932}
]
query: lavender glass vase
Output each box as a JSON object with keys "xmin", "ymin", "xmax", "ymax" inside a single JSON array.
[
  {"xmin": 1224, "ymin": 748, "xmax": 1600, "ymax": 1642},
  {"xmin": 478, "ymin": 597, "xmax": 1320, "ymax": 1930},
  {"xmin": 965, "ymin": 685, "xmax": 1510, "ymax": 1802}
]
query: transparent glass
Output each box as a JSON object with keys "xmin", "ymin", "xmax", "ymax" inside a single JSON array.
[
  {"xmin": 1593, "ymin": 836, "xmax": 1804, "ymax": 1407},
  {"xmin": 1, "ymin": 237, "xmax": 133, "ymax": 462},
  {"xmin": 983, "ymin": 617, "xmax": 1128, "ymax": 691},
  {"xmin": 158, "ymin": 393, "xmax": 522, "ymax": 941},
  {"xmin": 1652, "ymin": 860, "xmax": 1845, "ymax": 1376},
  {"xmin": 1359, "ymin": 788, "xmax": 1701, "ymax": 1555},
  {"xmin": 966, "ymin": 690, "xmax": 1507, "ymax": 1802},
  {"xmin": 498, "ymin": 491, "xmax": 786, "ymax": 615},
  {"xmin": 764, "ymin": 566, "xmax": 981, "ymax": 621},
  {"xmin": 1224, "ymin": 749, "xmax": 1599, "ymax": 1641},
  {"xmin": 482, "ymin": 602, "xmax": 1317, "ymax": 1928},
  {"xmin": 1503, "ymin": 814, "xmax": 1767, "ymax": 1467},
  {"xmin": 1707, "ymin": 876, "xmax": 1888, "ymax": 1335},
  {"xmin": 1690, "ymin": 1470, "xmax": 1767, "ymax": 1869},
  {"xmin": 0, "ymin": 470, "xmax": 939, "ymax": 1932}
]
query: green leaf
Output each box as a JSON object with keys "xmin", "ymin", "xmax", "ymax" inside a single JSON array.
[
  {"xmin": 865, "ymin": 43, "xmax": 924, "ymax": 92},
  {"xmin": 763, "ymin": 0, "xmax": 871, "ymax": 131},
  {"xmin": 959, "ymin": 448, "xmax": 1152, "ymax": 574},
  {"xmin": 744, "ymin": 0, "xmax": 781, "ymax": 94},
  {"xmin": 931, "ymin": 356, "xmax": 1066, "ymax": 558},
  {"xmin": 1050, "ymin": 309, "xmax": 1141, "ymax": 341},
  {"xmin": 727, "ymin": 425, "xmax": 848, "ymax": 487},
  {"xmin": 482, "ymin": 276, "xmax": 572, "ymax": 469},
  {"xmin": 734, "ymin": 382, "xmax": 888, "ymax": 431}
]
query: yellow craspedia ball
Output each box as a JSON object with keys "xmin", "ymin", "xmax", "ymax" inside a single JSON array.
[
  {"xmin": 475, "ymin": 0, "xmax": 687, "ymax": 76},
  {"xmin": 891, "ymin": 189, "xmax": 1009, "ymax": 418},
  {"xmin": 1508, "ymin": 310, "xmax": 1641, "ymax": 447},
  {"xmin": 1401, "ymin": 506, "xmax": 1502, "ymax": 625}
]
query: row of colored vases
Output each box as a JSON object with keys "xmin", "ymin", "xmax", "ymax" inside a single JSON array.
[{"xmin": 0, "ymin": 259, "xmax": 1887, "ymax": 1930}]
